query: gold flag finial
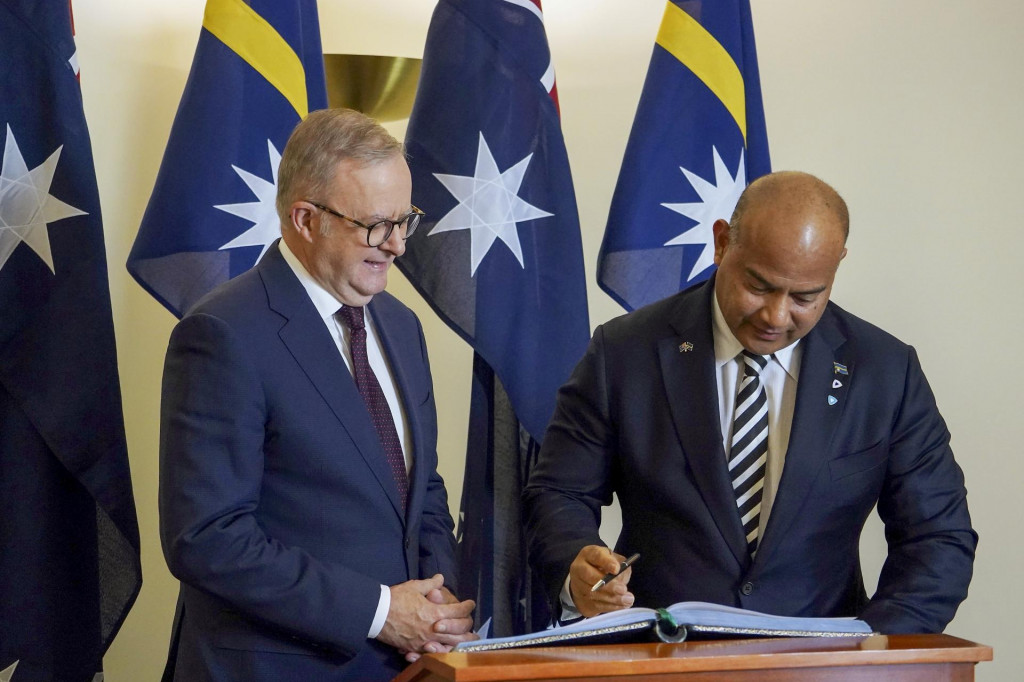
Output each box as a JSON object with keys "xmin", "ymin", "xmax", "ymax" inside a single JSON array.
[{"xmin": 323, "ymin": 54, "xmax": 422, "ymax": 122}]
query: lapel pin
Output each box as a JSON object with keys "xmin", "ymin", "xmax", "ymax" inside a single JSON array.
[
  {"xmin": 827, "ymin": 395, "xmax": 838, "ymax": 406},
  {"xmin": 832, "ymin": 379, "xmax": 843, "ymax": 389},
  {"xmin": 833, "ymin": 362, "xmax": 848, "ymax": 375},
  {"xmin": 678, "ymin": 342, "xmax": 694, "ymax": 353}
]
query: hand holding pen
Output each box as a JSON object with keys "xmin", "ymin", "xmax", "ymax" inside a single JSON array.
[
  {"xmin": 568, "ymin": 545, "xmax": 637, "ymax": 617},
  {"xmin": 591, "ymin": 552, "xmax": 641, "ymax": 592}
]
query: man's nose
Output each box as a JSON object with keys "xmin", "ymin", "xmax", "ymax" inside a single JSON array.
[
  {"xmin": 379, "ymin": 226, "xmax": 406, "ymax": 257},
  {"xmin": 761, "ymin": 294, "xmax": 789, "ymax": 327}
]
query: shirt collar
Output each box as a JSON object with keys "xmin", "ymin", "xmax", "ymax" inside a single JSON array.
[
  {"xmin": 279, "ymin": 238, "xmax": 351, "ymax": 321},
  {"xmin": 711, "ymin": 284, "xmax": 800, "ymax": 380}
]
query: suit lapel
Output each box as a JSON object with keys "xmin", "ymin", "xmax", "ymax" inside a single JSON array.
[
  {"xmin": 259, "ymin": 243, "xmax": 407, "ymax": 523},
  {"xmin": 756, "ymin": 307, "xmax": 850, "ymax": 564},
  {"xmin": 661, "ymin": 280, "xmax": 750, "ymax": 568}
]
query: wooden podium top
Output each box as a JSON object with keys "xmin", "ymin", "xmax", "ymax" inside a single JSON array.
[{"xmin": 393, "ymin": 634, "xmax": 992, "ymax": 682}]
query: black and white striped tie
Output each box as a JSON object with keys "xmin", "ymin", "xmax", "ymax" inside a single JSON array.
[{"xmin": 729, "ymin": 351, "xmax": 769, "ymax": 556}]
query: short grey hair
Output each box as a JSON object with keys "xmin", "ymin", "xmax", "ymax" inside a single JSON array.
[{"xmin": 276, "ymin": 108, "xmax": 404, "ymax": 226}]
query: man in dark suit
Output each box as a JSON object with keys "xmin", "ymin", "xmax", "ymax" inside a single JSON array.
[
  {"xmin": 159, "ymin": 108, "xmax": 476, "ymax": 681},
  {"xmin": 525, "ymin": 171, "xmax": 976, "ymax": 634}
]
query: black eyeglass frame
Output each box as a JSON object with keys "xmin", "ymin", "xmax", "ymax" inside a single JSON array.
[{"xmin": 307, "ymin": 200, "xmax": 424, "ymax": 247}]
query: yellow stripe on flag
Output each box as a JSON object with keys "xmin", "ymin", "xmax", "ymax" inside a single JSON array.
[
  {"xmin": 203, "ymin": 0, "xmax": 309, "ymax": 118},
  {"xmin": 655, "ymin": 1, "xmax": 747, "ymax": 142}
]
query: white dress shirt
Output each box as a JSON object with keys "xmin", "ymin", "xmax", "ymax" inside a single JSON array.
[{"xmin": 280, "ymin": 240, "xmax": 409, "ymax": 639}]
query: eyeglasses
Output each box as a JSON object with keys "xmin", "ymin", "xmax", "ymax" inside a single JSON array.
[{"xmin": 307, "ymin": 201, "xmax": 424, "ymax": 247}]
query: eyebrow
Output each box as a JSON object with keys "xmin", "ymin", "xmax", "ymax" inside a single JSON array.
[
  {"xmin": 368, "ymin": 208, "xmax": 416, "ymax": 221},
  {"xmin": 746, "ymin": 268, "xmax": 827, "ymax": 297}
]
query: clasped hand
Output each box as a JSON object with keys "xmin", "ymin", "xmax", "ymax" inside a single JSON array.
[{"xmin": 377, "ymin": 574, "xmax": 477, "ymax": 662}]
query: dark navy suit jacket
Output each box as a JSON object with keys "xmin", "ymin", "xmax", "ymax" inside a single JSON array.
[
  {"xmin": 525, "ymin": 276, "xmax": 976, "ymax": 633},
  {"xmin": 159, "ymin": 242, "xmax": 457, "ymax": 681}
]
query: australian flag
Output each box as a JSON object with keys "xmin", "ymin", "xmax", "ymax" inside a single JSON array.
[
  {"xmin": 0, "ymin": 1, "xmax": 142, "ymax": 680},
  {"xmin": 127, "ymin": 0, "xmax": 327, "ymax": 318},
  {"xmin": 598, "ymin": 0, "xmax": 771, "ymax": 311},
  {"xmin": 399, "ymin": 0, "xmax": 590, "ymax": 635}
]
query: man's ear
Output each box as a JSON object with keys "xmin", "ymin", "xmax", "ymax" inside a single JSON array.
[
  {"xmin": 712, "ymin": 219, "xmax": 732, "ymax": 266},
  {"xmin": 289, "ymin": 201, "xmax": 317, "ymax": 243}
]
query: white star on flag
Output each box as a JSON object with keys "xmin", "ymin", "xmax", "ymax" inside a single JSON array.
[
  {"xmin": 0, "ymin": 125, "xmax": 86, "ymax": 274},
  {"xmin": 662, "ymin": 147, "xmax": 746, "ymax": 282},
  {"xmin": 431, "ymin": 132, "xmax": 552, "ymax": 276},
  {"xmin": 216, "ymin": 140, "xmax": 282, "ymax": 263}
]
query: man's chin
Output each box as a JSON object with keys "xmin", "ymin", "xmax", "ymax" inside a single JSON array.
[
  {"xmin": 354, "ymin": 272, "xmax": 390, "ymax": 296},
  {"xmin": 740, "ymin": 333, "xmax": 787, "ymax": 356}
]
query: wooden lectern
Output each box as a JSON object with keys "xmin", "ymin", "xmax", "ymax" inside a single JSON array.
[{"xmin": 393, "ymin": 634, "xmax": 992, "ymax": 682}]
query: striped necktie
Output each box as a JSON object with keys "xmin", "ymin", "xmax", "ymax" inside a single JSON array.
[{"xmin": 729, "ymin": 351, "xmax": 769, "ymax": 556}]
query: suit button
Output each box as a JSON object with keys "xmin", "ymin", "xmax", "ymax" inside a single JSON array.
[
  {"xmin": 740, "ymin": 582, "xmax": 754, "ymax": 596},
  {"xmin": 404, "ymin": 537, "xmax": 411, "ymax": 549}
]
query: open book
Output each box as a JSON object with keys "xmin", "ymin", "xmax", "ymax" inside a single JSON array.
[{"xmin": 454, "ymin": 601, "xmax": 873, "ymax": 652}]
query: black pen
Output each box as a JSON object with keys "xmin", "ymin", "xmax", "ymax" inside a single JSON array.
[{"xmin": 591, "ymin": 553, "xmax": 640, "ymax": 592}]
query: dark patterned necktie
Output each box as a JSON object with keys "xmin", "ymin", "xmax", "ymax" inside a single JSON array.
[
  {"xmin": 338, "ymin": 305, "xmax": 409, "ymax": 511},
  {"xmin": 729, "ymin": 351, "xmax": 769, "ymax": 556}
]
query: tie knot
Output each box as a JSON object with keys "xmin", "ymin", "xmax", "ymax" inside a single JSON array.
[
  {"xmin": 741, "ymin": 350, "xmax": 769, "ymax": 376},
  {"xmin": 338, "ymin": 305, "xmax": 365, "ymax": 332}
]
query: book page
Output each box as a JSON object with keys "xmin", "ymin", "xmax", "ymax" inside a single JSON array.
[{"xmin": 665, "ymin": 602, "xmax": 871, "ymax": 634}]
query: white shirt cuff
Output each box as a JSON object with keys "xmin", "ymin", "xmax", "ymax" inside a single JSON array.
[
  {"xmin": 558, "ymin": 574, "xmax": 582, "ymax": 622},
  {"xmin": 368, "ymin": 584, "xmax": 390, "ymax": 638}
]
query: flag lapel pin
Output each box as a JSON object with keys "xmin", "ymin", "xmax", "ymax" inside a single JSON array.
[
  {"xmin": 678, "ymin": 341, "xmax": 694, "ymax": 353},
  {"xmin": 830, "ymin": 362, "xmax": 849, "ymax": 402}
]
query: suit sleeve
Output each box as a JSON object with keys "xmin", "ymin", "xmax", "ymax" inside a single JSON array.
[
  {"xmin": 524, "ymin": 326, "xmax": 615, "ymax": 608},
  {"xmin": 159, "ymin": 313, "xmax": 381, "ymax": 658},
  {"xmin": 859, "ymin": 347, "xmax": 978, "ymax": 633},
  {"xmin": 410, "ymin": 314, "xmax": 459, "ymax": 590},
  {"xmin": 418, "ymin": 465, "xmax": 457, "ymax": 588}
]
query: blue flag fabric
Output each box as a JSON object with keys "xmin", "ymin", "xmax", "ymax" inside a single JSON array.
[
  {"xmin": 0, "ymin": 2, "xmax": 142, "ymax": 679},
  {"xmin": 401, "ymin": 0, "xmax": 589, "ymax": 445},
  {"xmin": 399, "ymin": 0, "xmax": 589, "ymax": 635},
  {"xmin": 127, "ymin": 0, "xmax": 327, "ymax": 318},
  {"xmin": 598, "ymin": 0, "xmax": 771, "ymax": 311}
]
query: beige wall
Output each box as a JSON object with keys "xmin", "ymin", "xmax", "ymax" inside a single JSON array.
[{"xmin": 72, "ymin": 0, "xmax": 1020, "ymax": 678}]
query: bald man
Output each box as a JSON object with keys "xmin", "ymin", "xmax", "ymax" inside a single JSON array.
[{"xmin": 525, "ymin": 171, "xmax": 976, "ymax": 634}]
